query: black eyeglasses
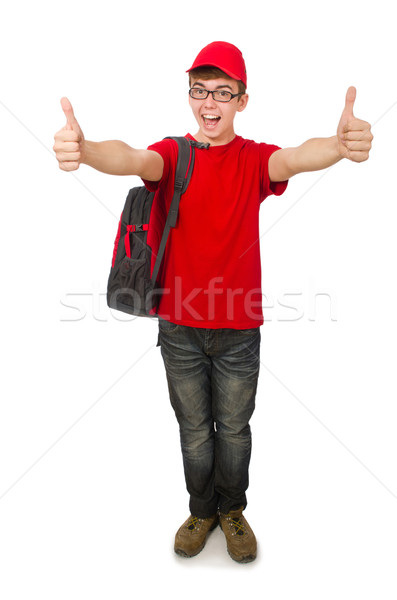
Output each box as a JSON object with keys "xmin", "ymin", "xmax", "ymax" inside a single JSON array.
[{"xmin": 189, "ymin": 87, "xmax": 242, "ymax": 103}]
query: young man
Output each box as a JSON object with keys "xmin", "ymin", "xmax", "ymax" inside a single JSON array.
[{"xmin": 53, "ymin": 41, "xmax": 373, "ymax": 563}]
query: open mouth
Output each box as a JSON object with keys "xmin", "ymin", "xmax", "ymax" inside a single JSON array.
[{"xmin": 202, "ymin": 114, "xmax": 221, "ymax": 129}]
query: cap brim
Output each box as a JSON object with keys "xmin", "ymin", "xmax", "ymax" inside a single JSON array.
[{"xmin": 186, "ymin": 62, "xmax": 244, "ymax": 85}]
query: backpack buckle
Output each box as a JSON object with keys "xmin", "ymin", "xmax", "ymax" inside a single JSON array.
[
  {"xmin": 132, "ymin": 224, "xmax": 149, "ymax": 232},
  {"xmin": 174, "ymin": 177, "xmax": 184, "ymax": 190},
  {"xmin": 190, "ymin": 140, "xmax": 210, "ymax": 150}
]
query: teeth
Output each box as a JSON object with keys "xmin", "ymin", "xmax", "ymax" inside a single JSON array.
[{"xmin": 203, "ymin": 114, "xmax": 219, "ymax": 119}]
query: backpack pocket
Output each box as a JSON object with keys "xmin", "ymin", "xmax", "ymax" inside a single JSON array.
[
  {"xmin": 119, "ymin": 257, "xmax": 146, "ymax": 303},
  {"xmin": 107, "ymin": 247, "xmax": 157, "ymax": 316}
]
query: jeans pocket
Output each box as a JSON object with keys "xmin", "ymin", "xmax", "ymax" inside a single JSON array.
[
  {"xmin": 238, "ymin": 327, "xmax": 260, "ymax": 335},
  {"xmin": 158, "ymin": 319, "xmax": 180, "ymax": 335}
]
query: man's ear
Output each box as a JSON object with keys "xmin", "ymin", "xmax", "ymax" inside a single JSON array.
[{"xmin": 237, "ymin": 93, "xmax": 249, "ymax": 112}]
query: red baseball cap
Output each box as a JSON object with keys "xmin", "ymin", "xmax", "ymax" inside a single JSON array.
[{"xmin": 186, "ymin": 41, "xmax": 247, "ymax": 87}]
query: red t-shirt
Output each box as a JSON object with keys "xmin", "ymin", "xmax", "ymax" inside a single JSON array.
[{"xmin": 143, "ymin": 133, "xmax": 288, "ymax": 329}]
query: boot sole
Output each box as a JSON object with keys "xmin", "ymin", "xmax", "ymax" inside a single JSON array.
[{"xmin": 227, "ymin": 549, "xmax": 257, "ymax": 563}]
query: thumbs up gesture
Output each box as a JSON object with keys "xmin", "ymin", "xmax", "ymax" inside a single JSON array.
[
  {"xmin": 337, "ymin": 86, "xmax": 373, "ymax": 162},
  {"xmin": 53, "ymin": 97, "xmax": 85, "ymax": 171}
]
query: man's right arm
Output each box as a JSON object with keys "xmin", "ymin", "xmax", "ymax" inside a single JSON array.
[
  {"xmin": 53, "ymin": 97, "xmax": 164, "ymax": 181},
  {"xmin": 82, "ymin": 141, "xmax": 164, "ymax": 180}
]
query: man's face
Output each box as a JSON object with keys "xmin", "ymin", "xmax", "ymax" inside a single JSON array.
[{"xmin": 188, "ymin": 77, "xmax": 248, "ymax": 146}]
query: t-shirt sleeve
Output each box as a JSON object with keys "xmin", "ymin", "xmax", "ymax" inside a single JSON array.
[
  {"xmin": 141, "ymin": 138, "xmax": 178, "ymax": 192},
  {"xmin": 259, "ymin": 143, "xmax": 289, "ymax": 201}
]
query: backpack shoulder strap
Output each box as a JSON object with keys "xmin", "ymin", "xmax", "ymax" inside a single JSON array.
[
  {"xmin": 150, "ymin": 136, "xmax": 208, "ymax": 286},
  {"xmin": 165, "ymin": 136, "xmax": 194, "ymax": 227}
]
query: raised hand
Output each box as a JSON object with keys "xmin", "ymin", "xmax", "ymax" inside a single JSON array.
[
  {"xmin": 53, "ymin": 98, "xmax": 85, "ymax": 171},
  {"xmin": 337, "ymin": 86, "xmax": 373, "ymax": 162}
]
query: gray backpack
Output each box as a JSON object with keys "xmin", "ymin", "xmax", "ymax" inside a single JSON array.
[{"xmin": 107, "ymin": 137, "xmax": 209, "ymax": 317}]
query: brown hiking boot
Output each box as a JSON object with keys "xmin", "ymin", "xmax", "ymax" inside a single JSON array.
[
  {"xmin": 219, "ymin": 507, "xmax": 257, "ymax": 563},
  {"xmin": 174, "ymin": 514, "xmax": 219, "ymax": 558}
]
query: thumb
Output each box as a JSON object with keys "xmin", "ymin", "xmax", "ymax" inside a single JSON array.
[
  {"xmin": 61, "ymin": 97, "xmax": 79, "ymax": 129},
  {"xmin": 342, "ymin": 86, "xmax": 356, "ymax": 120}
]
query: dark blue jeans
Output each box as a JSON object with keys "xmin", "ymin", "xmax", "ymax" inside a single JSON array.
[{"xmin": 158, "ymin": 320, "xmax": 261, "ymax": 517}]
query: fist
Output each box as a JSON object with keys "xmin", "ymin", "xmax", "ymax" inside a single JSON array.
[
  {"xmin": 53, "ymin": 98, "xmax": 85, "ymax": 171},
  {"xmin": 337, "ymin": 86, "xmax": 373, "ymax": 162}
]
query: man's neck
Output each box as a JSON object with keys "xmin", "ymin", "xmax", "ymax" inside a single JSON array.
[{"xmin": 193, "ymin": 129, "xmax": 237, "ymax": 147}]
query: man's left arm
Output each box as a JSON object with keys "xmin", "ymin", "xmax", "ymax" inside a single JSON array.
[{"xmin": 268, "ymin": 86, "xmax": 373, "ymax": 182}]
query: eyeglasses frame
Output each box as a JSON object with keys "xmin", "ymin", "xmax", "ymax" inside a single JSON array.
[{"xmin": 188, "ymin": 87, "xmax": 243, "ymax": 103}]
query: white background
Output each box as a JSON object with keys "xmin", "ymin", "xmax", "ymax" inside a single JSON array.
[{"xmin": 1, "ymin": 0, "xmax": 396, "ymax": 598}]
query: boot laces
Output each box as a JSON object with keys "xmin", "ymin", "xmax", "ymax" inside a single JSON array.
[
  {"xmin": 227, "ymin": 516, "xmax": 245, "ymax": 536},
  {"xmin": 187, "ymin": 516, "xmax": 204, "ymax": 531}
]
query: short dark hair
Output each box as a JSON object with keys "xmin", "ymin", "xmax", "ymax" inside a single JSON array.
[{"xmin": 188, "ymin": 66, "xmax": 246, "ymax": 96}]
